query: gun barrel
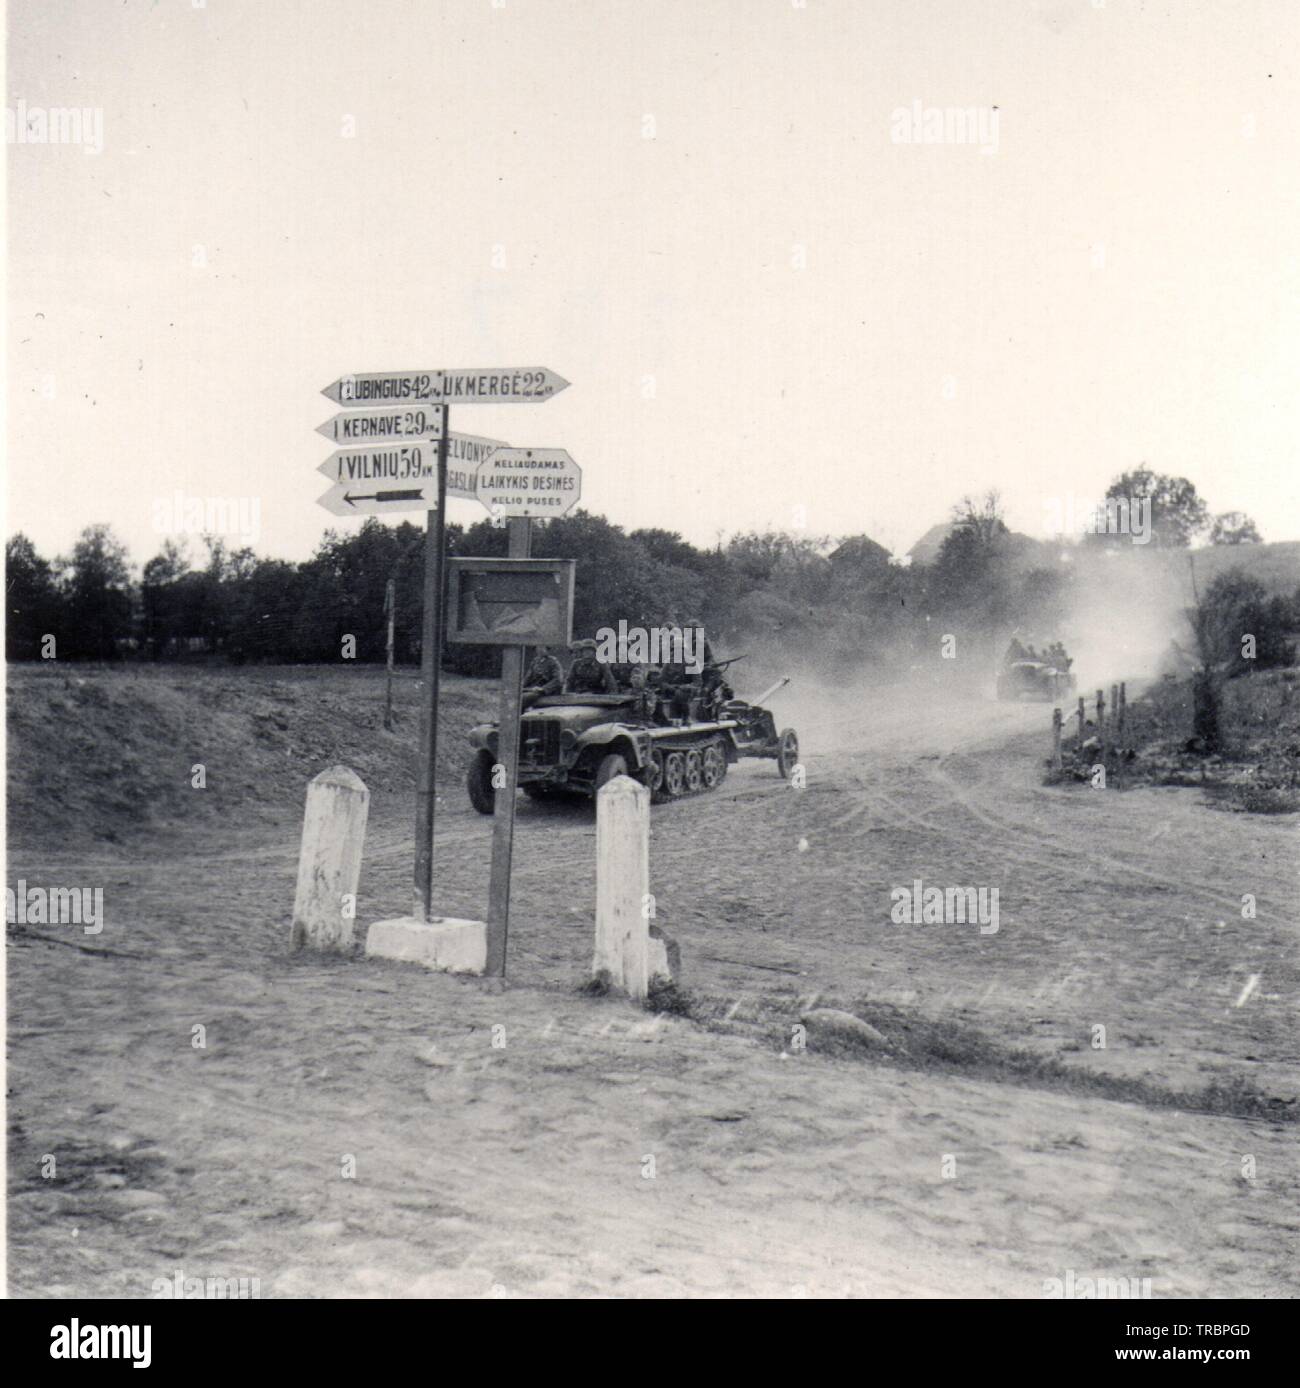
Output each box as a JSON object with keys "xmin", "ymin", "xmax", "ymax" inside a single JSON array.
[{"xmin": 752, "ymin": 676, "xmax": 791, "ymax": 706}]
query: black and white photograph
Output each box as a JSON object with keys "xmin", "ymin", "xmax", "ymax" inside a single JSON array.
[{"xmin": 4, "ymin": 0, "xmax": 1297, "ymax": 1346}]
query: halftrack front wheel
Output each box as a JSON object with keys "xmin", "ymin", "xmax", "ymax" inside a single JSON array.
[
  {"xmin": 594, "ymin": 752, "xmax": 630, "ymax": 791},
  {"xmin": 776, "ymin": 728, "xmax": 800, "ymax": 779},
  {"xmin": 467, "ymin": 749, "xmax": 496, "ymax": 815}
]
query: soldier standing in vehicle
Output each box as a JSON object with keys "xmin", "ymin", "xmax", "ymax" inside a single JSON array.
[
  {"xmin": 657, "ymin": 624, "xmax": 695, "ymax": 721},
  {"xmin": 521, "ymin": 646, "xmax": 564, "ymax": 710},
  {"xmin": 683, "ymin": 616, "xmax": 715, "ymax": 669},
  {"xmin": 564, "ymin": 638, "xmax": 618, "ymax": 694}
]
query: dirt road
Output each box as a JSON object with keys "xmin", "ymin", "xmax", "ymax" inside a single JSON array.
[{"xmin": 8, "ymin": 671, "xmax": 1297, "ymax": 1297}]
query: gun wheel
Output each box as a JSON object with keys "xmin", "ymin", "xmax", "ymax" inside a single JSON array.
[
  {"xmin": 467, "ymin": 749, "xmax": 496, "ymax": 815},
  {"xmin": 701, "ymin": 740, "xmax": 726, "ymax": 790},
  {"xmin": 776, "ymin": 729, "xmax": 800, "ymax": 779}
]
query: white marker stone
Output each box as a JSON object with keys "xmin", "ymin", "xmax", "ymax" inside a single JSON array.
[
  {"xmin": 594, "ymin": 774, "xmax": 655, "ymax": 1000},
  {"xmin": 291, "ymin": 766, "xmax": 369, "ymax": 953}
]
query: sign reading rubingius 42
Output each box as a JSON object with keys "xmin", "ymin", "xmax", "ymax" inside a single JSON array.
[
  {"xmin": 314, "ymin": 366, "xmax": 570, "ymax": 954},
  {"xmin": 320, "ymin": 367, "xmax": 569, "ymax": 407}
]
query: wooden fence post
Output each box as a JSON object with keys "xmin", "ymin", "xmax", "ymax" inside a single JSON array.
[
  {"xmin": 594, "ymin": 774, "xmax": 651, "ymax": 1000},
  {"xmin": 1095, "ymin": 688, "xmax": 1106, "ymax": 764},
  {"xmin": 1117, "ymin": 681, "xmax": 1128, "ymax": 788},
  {"xmin": 1077, "ymin": 696, "xmax": 1086, "ymax": 747},
  {"xmin": 1051, "ymin": 707, "xmax": 1063, "ymax": 771},
  {"xmin": 383, "ymin": 578, "xmax": 396, "ymax": 732},
  {"xmin": 291, "ymin": 766, "xmax": 369, "ymax": 952}
]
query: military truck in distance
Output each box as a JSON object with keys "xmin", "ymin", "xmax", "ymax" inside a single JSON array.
[
  {"xmin": 996, "ymin": 660, "xmax": 1076, "ymax": 703},
  {"xmin": 466, "ymin": 678, "xmax": 798, "ymax": 811}
]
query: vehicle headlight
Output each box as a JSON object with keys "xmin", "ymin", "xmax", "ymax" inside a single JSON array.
[{"xmin": 560, "ymin": 730, "xmax": 577, "ymax": 753}]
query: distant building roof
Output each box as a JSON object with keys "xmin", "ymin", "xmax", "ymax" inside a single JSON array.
[{"xmin": 906, "ymin": 521, "xmax": 957, "ymax": 565}]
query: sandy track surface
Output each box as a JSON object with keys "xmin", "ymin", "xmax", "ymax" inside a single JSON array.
[{"xmin": 8, "ymin": 684, "xmax": 1298, "ymax": 1297}]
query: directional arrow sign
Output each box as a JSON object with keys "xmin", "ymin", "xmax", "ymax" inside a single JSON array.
[
  {"xmin": 477, "ymin": 448, "xmax": 581, "ymax": 518},
  {"xmin": 317, "ymin": 481, "xmax": 436, "ymax": 518},
  {"xmin": 317, "ymin": 432, "xmax": 505, "ymax": 500},
  {"xmin": 316, "ymin": 403, "xmax": 446, "ymax": 444},
  {"xmin": 445, "ymin": 431, "xmax": 506, "ymax": 500},
  {"xmin": 317, "ymin": 443, "xmax": 435, "ymax": 487},
  {"xmin": 321, "ymin": 367, "xmax": 569, "ymax": 407}
]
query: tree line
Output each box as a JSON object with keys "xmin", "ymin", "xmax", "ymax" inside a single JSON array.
[{"xmin": 5, "ymin": 468, "xmax": 1294, "ymax": 678}]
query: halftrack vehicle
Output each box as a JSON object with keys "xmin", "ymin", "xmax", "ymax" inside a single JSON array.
[
  {"xmin": 466, "ymin": 672, "xmax": 798, "ymax": 812},
  {"xmin": 996, "ymin": 659, "xmax": 1076, "ymax": 702}
]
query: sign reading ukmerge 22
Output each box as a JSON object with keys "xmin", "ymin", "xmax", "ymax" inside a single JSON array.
[{"xmin": 321, "ymin": 368, "xmax": 569, "ymax": 406}]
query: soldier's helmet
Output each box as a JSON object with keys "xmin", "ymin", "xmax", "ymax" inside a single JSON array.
[{"xmin": 571, "ymin": 638, "xmax": 597, "ymax": 653}]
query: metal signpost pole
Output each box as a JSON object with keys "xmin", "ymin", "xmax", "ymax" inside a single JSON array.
[
  {"xmin": 384, "ymin": 578, "xmax": 396, "ymax": 732},
  {"xmin": 485, "ymin": 514, "xmax": 532, "ymax": 976},
  {"xmin": 413, "ymin": 422, "xmax": 451, "ymax": 923}
]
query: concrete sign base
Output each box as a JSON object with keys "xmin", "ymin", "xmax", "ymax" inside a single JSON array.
[{"xmin": 366, "ymin": 916, "xmax": 487, "ymax": 974}]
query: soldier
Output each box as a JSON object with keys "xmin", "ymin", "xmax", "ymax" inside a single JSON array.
[
  {"xmin": 1047, "ymin": 641, "xmax": 1073, "ymax": 672},
  {"xmin": 626, "ymin": 662, "xmax": 658, "ymax": 722},
  {"xmin": 682, "ymin": 616, "xmax": 716, "ymax": 669},
  {"xmin": 521, "ymin": 646, "xmax": 564, "ymax": 710},
  {"xmin": 657, "ymin": 625, "xmax": 696, "ymax": 721},
  {"xmin": 564, "ymin": 638, "xmax": 618, "ymax": 694}
]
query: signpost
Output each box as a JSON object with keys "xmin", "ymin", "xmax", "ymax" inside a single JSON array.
[
  {"xmin": 445, "ymin": 432, "xmax": 507, "ymax": 502},
  {"xmin": 317, "ymin": 443, "xmax": 437, "ymax": 486},
  {"xmin": 476, "ymin": 448, "xmax": 582, "ymax": 518},
  {"xmin": 488, "ymin": 517, "xmax": 531, "ymax": 978},
  {"xmin": 318, "ymin": 434, "xmax": 505, "ymax": 500},
  {"xmin": 456, "ymin": 450, "xmax": 581, "ymax": 976},
  {"xmin": 316, "ymin": 365, "xmax": 568, "ymax": 937},
  {"xmin": 316, "ymin": 480, "xmax": 437, "ymax": 518},
  {"xmin": 321, "ymin": 368, "xmax": 569, "ymax": 407},
  {"xmin": 316, "ymin": 403, "xmax": 447, "ymax": 444}
]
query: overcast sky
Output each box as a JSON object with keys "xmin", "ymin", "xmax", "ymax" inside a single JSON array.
[{"xmin": 7, "ymin": 0, "xmax": 1300, "ymax": 568}]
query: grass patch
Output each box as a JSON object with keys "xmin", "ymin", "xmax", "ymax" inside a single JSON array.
[
  {"xmin": 839, "ymin": 1001, "xmax": 1296, "ymax": 1122},
  {"xmin": 706, "ymin": 990, "xmax": 1296, "ymax": 1124}
]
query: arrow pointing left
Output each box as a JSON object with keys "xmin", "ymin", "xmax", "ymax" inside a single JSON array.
[{"xmin": 317, "ymin": 480, "xmax": 437, "ymax": 518}]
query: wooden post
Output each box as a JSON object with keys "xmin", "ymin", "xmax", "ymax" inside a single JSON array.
[
  {"xmin": 413, "ymin": 410, "xmax": 450, "ymax": 922},
  {"xmin": 383, "ymin": 578, "xmax": 396, "ymax": 732},
  {"xmin": 485, "ymin": 516, "xmax": 532, "ymax": 978},
  {"xmin": 1051, "ymin": 707, "xmax": 1063, "ymax": 771},
  {"xmin": 593, "ymin": 774, "xmax": 651, "ymax": 1000},
  {"xmin": 291, "ymin": 766, "xmax": 369, "ymax": 952},
  {"xmin": 1077, "ymin": 695, "xmax": 1086, "ymax": 747},
  {"xmin": 1095, "ymin": 688, "xmax": 1106, "ymax": 762},
  {"xmin": 1117, "ymin": 681, "xmax": 1127, "ymax": 788}
]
